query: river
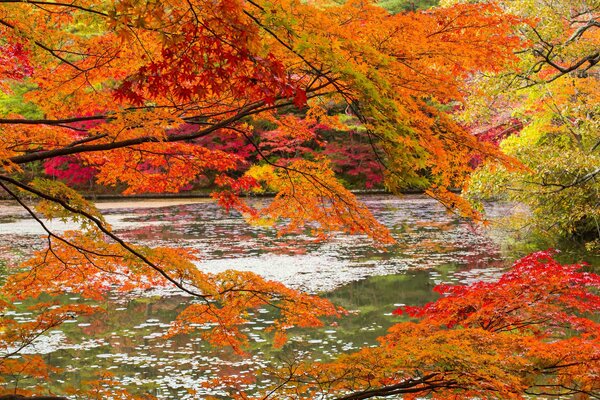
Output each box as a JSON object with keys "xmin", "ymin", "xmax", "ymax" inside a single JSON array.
[{"xmin": 0, "ymin": 195, "xmax": 594, "ymax": 398}]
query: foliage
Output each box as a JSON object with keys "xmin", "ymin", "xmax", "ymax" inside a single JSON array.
[
  {"xmin": 322, "ymin": 128, "xmax": 386, "ymax": 189},
  {"xmin": 42, "ymin": 157, "xmax": 96, "ymax": 187},
  {"xmin": 0, "ymin": 0, "xmax": 588, "ymax": 397},
  {"xmin": 462, "ymin": 0, "xmax": 600, "ymax": 247},
  {"xmin": 0, "ymin": 0, "xmax": 523, "ymax": 214},
  {"xmin": 0, "ymin": 300, "xmax": 97, "ymax": 397},
  {"xmin": 243, "ymin": 159, "xmax": 396, "ymax": 242},
  {"xmin": 377, "ymin": 0, "xmax": 439, "ymax": 13},
  {"xmin": 263, "ymin": 251, "xmax": 600, "ymax": 399}
]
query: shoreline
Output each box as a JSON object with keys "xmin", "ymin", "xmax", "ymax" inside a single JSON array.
[{"xmin": 81, "ymin": 188, "xmax": 437, "ymax": 201}]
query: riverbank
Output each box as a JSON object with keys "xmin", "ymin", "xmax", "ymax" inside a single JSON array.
[{"xmin": 82, "ymin": 188, "xmax": 398, "ymax": 200}]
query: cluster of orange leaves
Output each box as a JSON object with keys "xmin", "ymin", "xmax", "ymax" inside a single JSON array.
[
  {"xmin": 259, "ymin": 251, "xmax": 600, "ymax": 399},
  {"xmin": 0, "ymin": 0, "xmax": 528, "ymax": 232},
  {"xmin": 0, "ymin": 301, "xmax": 97, "ymax": 396},
  {"xmin": 0, "ymin": 229, "xmax": 341, "ymax": 352}
]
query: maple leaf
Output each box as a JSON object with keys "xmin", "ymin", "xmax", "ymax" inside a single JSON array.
[{"xmin": 293, "ymin": 88, "xmax": 308, "ymax": 109}]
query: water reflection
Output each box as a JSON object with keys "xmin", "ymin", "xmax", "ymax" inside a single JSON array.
[{"xmin": 106, "ymin": 195, "xmax": 509, "ymax": 292}]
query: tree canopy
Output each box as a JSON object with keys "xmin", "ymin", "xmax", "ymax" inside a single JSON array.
[
  {"xmin": 0, "ymin": 0, "xmax": 598, "ymax": 398},
  {"xmin": 461, "ymin": 0, "xmax": 600, "ymax": 249}
]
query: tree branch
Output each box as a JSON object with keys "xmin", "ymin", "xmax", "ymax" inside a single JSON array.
[{"xmin": 0, "ymin": 175, "xmax": 211, "ymax": 301}]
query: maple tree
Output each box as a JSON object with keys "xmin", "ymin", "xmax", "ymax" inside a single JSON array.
[
  {"xmin": 261, "ymin": 251, "xmax": 600, "ymax": 399},
  {"xmin": 0, "ymin": 0, "xmax": 523, "ymax": 211},
  {"xmin": 0, "ymin": 0, "xmax": 582, "ymax": 397}
]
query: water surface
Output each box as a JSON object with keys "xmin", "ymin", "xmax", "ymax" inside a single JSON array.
[{"xmin": 0, "ymin": 195, "xmax": 593, "ymax": 398}]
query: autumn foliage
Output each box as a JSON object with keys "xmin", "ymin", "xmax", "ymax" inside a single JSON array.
[
  {"xmin": 461, "ymin": 0, "xmax": 600, "ymax": 246},
  {"xmin": 265, "ymin": 251, "xmax": 600, "ymax": 399},
  {"xmin": 0, "ymin": 0, "xmax": 596, "ymax": 397},
  {"xmin": 0, "ymin": 0, "xmax": 523, "ymax": 219}
]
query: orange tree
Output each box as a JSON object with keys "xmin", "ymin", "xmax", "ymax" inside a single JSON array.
[{"xmin": 0, "ymin": 0, "xmax": 584, "ymax": 397}]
